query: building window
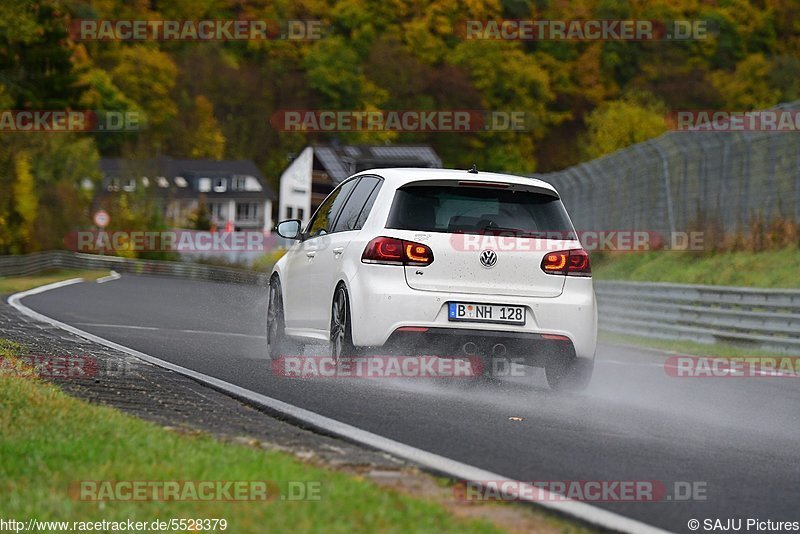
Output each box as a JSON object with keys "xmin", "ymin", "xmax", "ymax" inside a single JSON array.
[
  {"xmin": 297, "ymin": 208, "xmax": 304, "ymax": 221},
  {"xmin": 286, "ymin": 206, "xmax": 293, "ymax": 219},
  {"xmin": 232, "ymin": 175, "xmax": 246, "ymax": 191},
  {"xmin": 237, "ymin": 203, "xmax": 259, "ymax": 221},
  {"xmin": 122, "ymin": 178, "xmax": 136, "ymax": 192},
  {"xmin": 208, "ymin": 203, "xmax": 226, "ymax": 221},
  {"xmin": 174, "ymin": 176, "xmax": 188, "ymax": 188},
  {"xmin": 198, "ymin": 178, "xmax": 211, "ymax": 192},
  {"xmin": 213, "ymin": 177, "xmax": 227, "ymax": 193}
]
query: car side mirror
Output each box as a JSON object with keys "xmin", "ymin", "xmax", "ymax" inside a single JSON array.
[{"xmin": 276, "ymin": 219, "xmax": 302, "ymax": 240}]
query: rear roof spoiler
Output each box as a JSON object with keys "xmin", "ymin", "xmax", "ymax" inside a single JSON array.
[{"xmin": 401, "ymin": 179, "xmax": 560, "ymax": 199}]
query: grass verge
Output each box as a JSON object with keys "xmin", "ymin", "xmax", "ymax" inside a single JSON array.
[
  {"xmin": 0, "ymin": 269, "xmax": 109, "ymax": 294},
  {"xmin": 591, "ymin": 248, "xmax": 800, "ymax": 288}
]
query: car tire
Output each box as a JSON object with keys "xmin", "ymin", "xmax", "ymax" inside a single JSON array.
[
  {"xmin": 545, "ymin": 352, "xmax": 594, "ymax": 391},
  {"xmin": 330, "ymin": 284, "xmax": 361, "ymax": 360},
  {"xmin": 267, "ymin": 276, "xmax": 303, "ymax": 359}
]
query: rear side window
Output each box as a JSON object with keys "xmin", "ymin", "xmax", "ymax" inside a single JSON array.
[
  {"xmin": 332, "ymin": 176, "xmax": 382, "ymax": 232},
  {"xmin": 354, "ymin": 179, "xmax": 382, "ymax": 229},
  {"xmin": 305, "ymin": 178, "xmax": 358, "ymax": 238},
  {"xmin": 386, "ymin": 185, "xmax": 574, "ymax": 237}
]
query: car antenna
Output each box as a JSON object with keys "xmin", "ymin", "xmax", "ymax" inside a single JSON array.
[{"xmin": 467, "ymin": 164, "xmax": 478, "ymax": 174}]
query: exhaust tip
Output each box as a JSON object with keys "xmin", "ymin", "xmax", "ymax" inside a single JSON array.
[
  {"xmin": 492, "ymin": 343, "xmax": 507, "ymax": 357},
  {"xmin": 462, "ymin": 342, "xmax": 478, "ymax": 356}
]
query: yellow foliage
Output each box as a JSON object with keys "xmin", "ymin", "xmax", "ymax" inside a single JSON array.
[
  {"xmin": 582, "ymin": 95, "xmax": 668, "ymax": 159},
  {"xmin": 12, "ymin": 152, "xmax": 37, "ymax": 252},
  {"xmin": 188, "ymin": 95, "xmax": 226, "ymax": 160},
  {"xmin": 709, "ymin": 54, "xmax": 781, "ymax": 110},
  {"xmin": 109, "ymin": 46, "xmax": 178, "ymax": 131}
]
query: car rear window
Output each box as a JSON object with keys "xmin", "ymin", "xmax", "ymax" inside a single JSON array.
[{"xmin": 386, "ymin": 185, "xmax": 575, "ymax": 238}]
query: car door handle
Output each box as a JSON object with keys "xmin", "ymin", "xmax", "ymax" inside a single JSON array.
[
  {"xmin": 306, "ymin": 251, "xmax": 316, "ymax": 258},
  {"xmin": 333, "ymin": 247, "xmax": 344, "ymax": 256}
]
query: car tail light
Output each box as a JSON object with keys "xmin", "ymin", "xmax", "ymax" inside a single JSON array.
[
  {"xmin": 362, "ymin": 237, "xmax": 434, "ymax": 266},
  {"xmin": 362, "ymin": 236, "xmax": 403, "ymax": 265},
  {"xmin": 541, "ymin": 249, "xmax": 591, "ymax": 277},
  {"xmin": 541, "ymin": 333, "xmax": 570, "ymax": 341}
]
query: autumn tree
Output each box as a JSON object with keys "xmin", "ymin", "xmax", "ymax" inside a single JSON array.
[
  {"xmin": 108, "ymin": 46, "xmax": 178, "ymax": 147},
  {"xmin": 581, "ymin": 92, "xmax": 668, "ymax": 160},
  {"xmin": 174, "ymin": 95, "xmax": 227, "ymax": 160},
  {"xmin": 11, "ymin": 152, "xmax": 37, "ymax": 253}
]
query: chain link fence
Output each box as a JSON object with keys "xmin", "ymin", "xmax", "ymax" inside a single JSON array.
[{"xmin": 534, "ymin": 101, "xmax": 800, "ymax": 237}]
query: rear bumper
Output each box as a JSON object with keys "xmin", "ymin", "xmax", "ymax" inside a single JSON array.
[
  {"xmin": 346, "ymin": 266, "xmax": 597, "ymax": 360},
  {"xmin": 383, "ymin": 327, "xmax": 578, "ymax": 367}
]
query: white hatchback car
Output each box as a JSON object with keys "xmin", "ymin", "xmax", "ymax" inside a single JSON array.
[{"xmin": 268, "ymin": 168, "xmax": 597, "ymax": 389}]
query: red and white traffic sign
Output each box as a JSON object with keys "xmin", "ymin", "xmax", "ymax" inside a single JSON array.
[{"xmin": 93, "ymin": 210, "xmax": 110, "ymax": 228}]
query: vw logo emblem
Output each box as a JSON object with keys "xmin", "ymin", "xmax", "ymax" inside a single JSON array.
[{"xmin": 479, "ymin": 249, "xmax": 497, "ymax": 268}]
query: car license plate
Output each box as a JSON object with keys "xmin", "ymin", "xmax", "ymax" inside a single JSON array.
[{"xmin": 448, "ymin": 302, "xmax": 526, "ymax": 325}]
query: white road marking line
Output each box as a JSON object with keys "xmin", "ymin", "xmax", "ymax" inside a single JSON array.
[
  {"xmin": 603, "ymin": 360, "xmax": 664, "ymax": 368},
  {"xmin": 8, "ymin": 283, "xmax": 670, "ymax": 534},
  {"xmin": 73, "ymin": 322, "xmax": 266, "ymax": 339},
  {"xmin": 96, "ymin": 270, "xmax": 121, "ymax": 284},
  {"xmin": 177, "ymin": 329, "xmax": 265, "ymax": 339},
  {"xmin": 75, "ymin": 323, "xmax": 159, "ymax": 331}
]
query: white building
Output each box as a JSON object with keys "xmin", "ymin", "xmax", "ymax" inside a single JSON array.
[{"xmin": 99, "ymin": 157, "xmax": 276, "ymax": 231}]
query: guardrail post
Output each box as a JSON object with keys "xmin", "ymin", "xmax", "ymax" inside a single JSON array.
[{"xmin": 651, "ymin": 142, "xmax": 676, "ymax": 237}]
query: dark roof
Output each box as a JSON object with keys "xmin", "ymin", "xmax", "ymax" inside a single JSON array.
[
  {"xmin": 98, "ymin": 157, "xmax": 276, "ymax": 200},
  {"xmin": 311, "ymin": 144, "xmax": 442, "ymax": 182}
]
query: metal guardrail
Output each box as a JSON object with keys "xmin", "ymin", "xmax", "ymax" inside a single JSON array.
[
  {"xmin": 0, "ymin": 251, "xmax": 270, "ymax": 286},
  {"xmin": 596, "ymin": 281, "xmax": 800, "ymax": 354},
  {"xmin": 3, "ymin": 252, "xmax": 798, "ymax": 353}
]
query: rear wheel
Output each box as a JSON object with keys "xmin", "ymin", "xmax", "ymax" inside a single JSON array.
[
  {"xmin": 330, "ymin": 284, "xmax": 360, "ymax": 360},
  {"xmin": 545, "ymin": 355, "xmax": 594, "ymax": 391},
  {"xmin": 267, "ymin": 276, "xmax": 303, "ymax": 359}
]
